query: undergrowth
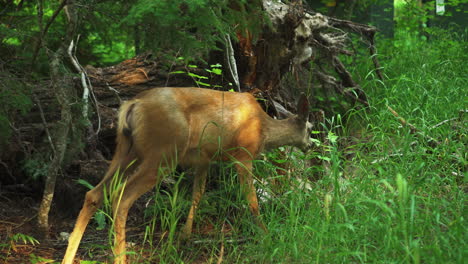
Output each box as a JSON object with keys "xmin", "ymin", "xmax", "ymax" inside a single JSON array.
[
  {"xmin": 73, "ymin": 30, "xmax": 466, "ymax": 264},
  {"xmin": 160, "ymin": 30, "xmax": 465, "ymax": 264}
]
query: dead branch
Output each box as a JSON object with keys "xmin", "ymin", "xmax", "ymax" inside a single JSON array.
[
  {"xmin": 387, "ymin": 105, "xmax": 441, "ymax": 147},
  {"xmin": 68, "ymin": 38, "xmax": 90, "ymax": 121},
  {"xmin": 367, "ymin": 32, "xmax": 385, "ymax": 81},
  {"xmin": 430, "ymin": 117, "xmax": 458, "ymax": 129},
  {"xmin": 224, "ymin": 34, "xmax": 240, "ymax": 92},
  {"xmin": 216, "ymin": 224, "xmax": 226, "ymax": 264},
  {"xmin": 315, "ymin": 70, "xmax": 369, "ymax": 106},
  {"xmin": 32, "ymin": 94, "xmax": 55, "ymax": 155},
  {"xmin": 326, "ymin": 16, "xmax": 384, "ymax": 81}
]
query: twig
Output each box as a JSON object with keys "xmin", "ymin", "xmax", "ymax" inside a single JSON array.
[
  {"xmin": 16, "ymin": 213, "xmax": 39, "ymax": 229},
  {"xmin": 387, "ymin": 105, "xmax": 441, "ymax": 146},
  {"xmin": 107, "ymin": 82, "xmax": 122, "ymax": 105},
  {"xmin": 193, "ymin": 238, "xmax": 250, "ymax": 244},
  {"xmin": 216, "ymin": 224, "xmax": 226, "ymax": 264},
  {"xmin": 224, "ymin": 34, "xmax": 240, "ymax": 92},
  {"xmin": 165, "ymin": 50, "xmax": 181, "ymax": 87},
  {"xmin": 387, "ymin": 105, "xmax": 418, "ymax": 134},
  {"xmin": 88, "ymin": 78, "xmax": 101, "ymax": 135},
  {"xmin": 315, "ymin": 70, "xmax": 368, "ymax": 106},
  {"xmin": 332, "ymin": 55, "xmax": 369, "ymax": 106},
  {"xmin": 33, "ymin": 94, "xmax": 56, "ymax": 155},
  {"xmin": 68, "ymin": 38, "xmax": 89, "ymax": 120},
  {"xmin": 0, "ymin": 220, "xmax": 19, "ymax": 226},
  {"xmin": 367, "ymin": 32, "xmax": 385, "ymax": 81},
  {"xmin": 371, "ymin": 153, "xmax": 403, "ymax": 164},
  {"xmin": 430, "ymin": 117, "xmax": 458, "ymax": 129},
  {"xmin": 326, "ymin": 16, "xmax": 384, "ymax": 81},
  {"xmin": 0, "ymin": 159, "xmax": 14, "ymax": 182},
  {"xmin": 67, "ymin": 36, "xmax": 102, "ymax": 135},
  {"xmin": 36, "ymin": 0, "xmax": 44, "ymax": 34}
]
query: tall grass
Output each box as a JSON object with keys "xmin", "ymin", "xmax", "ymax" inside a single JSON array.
[
  {"xmin": 95, "ymin": 31, "xmax": 466, "ymax": 263},
  {"xmin": 177, "ymin": 31, "xmax": 463, "ymax": 263},
  {"xmin": 229, "ymin": 31, "xmax": 465, "ymax": 263}
]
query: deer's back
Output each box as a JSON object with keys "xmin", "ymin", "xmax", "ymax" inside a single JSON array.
[{"xmin": 125, "ymin": 87, "xmax": 266, "ymax": 165}]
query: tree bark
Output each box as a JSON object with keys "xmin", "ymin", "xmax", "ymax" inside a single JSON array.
[{"xmin": 37, "ymin": 0, "xmax": 78, "ymax": 237}]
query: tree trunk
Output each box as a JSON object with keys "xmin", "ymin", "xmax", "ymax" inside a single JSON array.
[{"xmin": 37, "ymin": 0, "xmax": 78, "ymax": 237}]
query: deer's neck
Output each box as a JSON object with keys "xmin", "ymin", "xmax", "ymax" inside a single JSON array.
[{"xmin": 263, "ymin": 116, "xmax": 299, "ymax": 151}]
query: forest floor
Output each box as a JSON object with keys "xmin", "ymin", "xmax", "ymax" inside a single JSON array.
[
  {"xmin": 0, "ymin": 192, "xmax": 72, "ymax": 264},
  {"xmin": 0, "ymin": 189, "xmax": 217, "ymax": 264},
  {"xmin": 0, "ymin": 190, "xmax": 146, "ymax": 264}
]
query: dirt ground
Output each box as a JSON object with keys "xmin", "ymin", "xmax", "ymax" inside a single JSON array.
[
  {"xmin": 0, "ymin": 189, "xmax": 147, "ymax": 264},
  {"xmin": 0, "ymin": 187, "xmax": 223, "ymax": 264},
  {"xmin": 0, "ymin": 191, "xmax": 74, "ymax": 264}
]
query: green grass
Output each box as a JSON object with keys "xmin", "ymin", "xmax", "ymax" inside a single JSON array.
[{"xmin": 82, "ymin": 30, "xmax": 466, "ymax": 264}]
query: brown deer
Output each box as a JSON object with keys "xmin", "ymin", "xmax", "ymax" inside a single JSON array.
[{"xmin": 62, "ymin": 87, "xmax": 311, "ymax": 264}]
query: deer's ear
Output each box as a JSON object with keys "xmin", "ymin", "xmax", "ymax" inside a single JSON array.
[{"xmin": 297, "ymin": 93, "xmax": 309, "ymax": 121}]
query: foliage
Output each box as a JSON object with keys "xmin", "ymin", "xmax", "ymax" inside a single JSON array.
[
  {"xmin": 1, "ymin": 0, "xmax": 267, "ymax": 69},
  {"xmin": 313, "ymin": 0, "xmax": 391, "ymax": 19},
  {"xmin": 0, "ymin": 233, "xmax": 39, "ymax": 262},
  {"xmin": 122, "ymin": 0, "xmax": 265, "ymax": 60},
  {"xmin": 8, "ymin": 233, "xmax": 39, "ymax": 247},
  {"xmin": 395, "ymin": 0, "xmax": 468, "ymax": 37},
  {"xmin": 0, "ymin": 70, "xmax": 32, "ymax": 147},
  {"xmin": 29, "ymin": 253, "xmax": 55, "ymax": 264},
  {"xmin": 170, "ymin": 61, "xmax": 225, "ymax": 88},
  {"xmin": 22, "ymin": 157, "xmax": 49, "ymax": 181}
]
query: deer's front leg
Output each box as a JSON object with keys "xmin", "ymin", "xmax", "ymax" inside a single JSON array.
[
  {"xmin": 235, "ymin": 160, "xmax": 267, "ymax": 232},
  {"xmin": 181, "ymin": 165, "xmax": 208, "ymax": 239}
]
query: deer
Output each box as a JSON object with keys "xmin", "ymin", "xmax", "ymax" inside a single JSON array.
[{"xmin": 62, "ymin": 87, "xmax": 311, "ymax": 264}]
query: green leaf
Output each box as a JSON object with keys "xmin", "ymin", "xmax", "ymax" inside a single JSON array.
[
  {"xmin": 317, "ymin": 155, "xmax": 331, "ymax": 161},
  {"xmin": 195, "ymin": 80, "xmax": 211, "ymax": 87},
  {"xmin": 211, "ymin": 68, "xmax": 222, "ymax": 75},
  {"xmin": 94, "ymin": 212, "xmax": 107, "ymax": 230},
  {"xmin": 77, "ymin": 179, "xmax": 94, "ymax": 190},
  {"xmin": 188, "ymin": 72, "xmax": 208, "ymax": 79},
  {"xmin": 327, "ymin": 132, "xmax": 338, "ymax": 144}
]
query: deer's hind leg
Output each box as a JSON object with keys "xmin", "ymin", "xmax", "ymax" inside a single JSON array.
[
  {"xmin": 62, "ymin": 150, "xmax": 138, "ymax": 264},
  {"xmin": 111, "ymin": 153, "xmax": 176, "ymax": 264},
  {"xmin": 62, "ymin": 182, "xmax": 106, "ymax": 264}
]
